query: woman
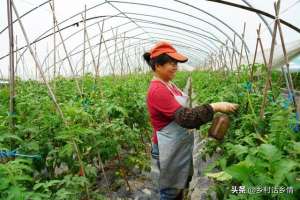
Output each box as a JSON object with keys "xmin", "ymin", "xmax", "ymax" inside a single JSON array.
[{"xmin": 144, "ymin": 41, "xmax": 238, "ymax": 200}]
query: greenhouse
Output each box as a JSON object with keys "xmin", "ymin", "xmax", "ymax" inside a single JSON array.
[{"xmin": 0, "ymin": 0, "xmax": 300, "ymax": 199}]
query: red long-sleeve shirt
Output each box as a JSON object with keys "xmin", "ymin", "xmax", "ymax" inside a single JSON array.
[{"xmin": 147, "ymin": 80, "xmax": 182, "ymax": 144}]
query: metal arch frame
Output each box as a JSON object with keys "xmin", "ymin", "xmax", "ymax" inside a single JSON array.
[
  {"xmin": 0, "ymin": 0, "xmax": 240, "ymax": 61},
  {"xmin": 39, "ymin": 22, "xmax": 215, "ymax": 70},
  {"xmin": 173, "ymin": 0, "xmax": 250, "ymax": 52},
  {"xmin": 45, "ymin": 39, "xmax": 204, "ymax": 77},
  {"xmin": 241, "ymin": 0, "xmax": 273, "ymax": 36},
  {"xmin": 104, "ymin": 4, "xmax": 222, "ymax": 47},
  {"xmin": 39, "ymin": 17, "xmax": 222, "ymax": 68},
  {"xmin": 0, "ymin": 9, "xmax": 231, "ymax": 61},
  {"xmin": 0, "ymin": 12, "xmax": 232, "ymax": 64},
  {"xmin": 114, "ymin": 12, "xmax": 221, "ymax": 50},
  {"xmin": 43, "ymin": 34, "xmax": 209, "ymax": 75},
  {"xmin": 80, "ymin": 41, "xmax": 203, "ymax": 75},
  {"xmin": 1, "ymin": 0, "xmax": 252, "ymax": 78},
  {"xmin": 37, "ymin": 16, "xmax": 230, "ymax": 70},
  {"xmin": 75, "ymin": 40, "xmax": 204, "ymax": 75},
  {"xmin": 105, "ymin": 0, "xmax": 241, "ymax": 52},
  {"xmin": 2, "ymin": 0, "xmax": 299, "ymax": 64},
  {"xmin": 207, "ymin": 0, "xmax": 300, "ymax": 33},
  {"xmin": 135, "ymin": 25, "xmax": 217, "ymax": 53},
  {"xmin": 39, "ymin": 14, "xmax": 220, "ymax": 67},
  {"xmin": 0, "ymin": 0, "xmax": 107, "ymax": 34},
  {"xmin": 44, "ymin": 33, "xmax": 208, "ymax": 75}
]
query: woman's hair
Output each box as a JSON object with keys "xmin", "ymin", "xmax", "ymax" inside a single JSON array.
[{"xmin": 143, "ymin": 53, "xmax": 176, "ymax": 71}]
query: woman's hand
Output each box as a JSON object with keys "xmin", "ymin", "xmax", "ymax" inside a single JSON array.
[{"xmin": 209, "ymin": 102, "xmax": 239, "ymax": 113}]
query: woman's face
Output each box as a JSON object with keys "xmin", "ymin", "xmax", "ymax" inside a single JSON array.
[{"xmin": 155, "ymin": 60, "xmax": 178, "ymax": 81}]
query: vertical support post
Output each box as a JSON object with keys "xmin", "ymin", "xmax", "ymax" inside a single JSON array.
[
  {"xmin": 120, "ymin": 32, "xmax": 126, "ymax": 75},
  {"xmin": 15, "ymin": 35, "xmax": 18, "ymax": 77},
  {"xmin": 52, "ymin": 0, "xmax": 56, "ymax": 78},
  {"xmin": 232, "ymin": 34, "xmax": 239, "ymax": 70},
  {"xmin": 250, "ymin": 24, "xmax": 261, "ymax": 82},
  {"xmin": 48, "ymin": 2, "xmax": 81, "ymax": 94},
  {"xmin": 96, "ymin": 20, "xmax": 105, "ymax": 78},
  {"xmin": 238, "ymin": 22, "xmax": 246, "ymax": 78},
  {"xmin": 82, "ymin": 5, "xmax": 87, "ymax": 81},
  {"xmin": 80, "ymin": 12, "xmax": 97, "ymax": 76},
  {"xmin": 7, "ymin": 0, "xmax": 16, "ymax": 131},
  {"xmin": 277, "ymin": 2, "xmax": 298, "ymax": 111},
  {"xmin": 102, "ymin": 33, "xmax": 115, "ymax": 76},
  {"xmin": 260, "ymin": 1, "xmax": 280, "ymax": 119}
]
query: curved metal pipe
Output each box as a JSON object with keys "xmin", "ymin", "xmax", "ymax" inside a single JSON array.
[
  {"xmin": 0, "ymin": 1, "xmax": 237, "ymax": 61},
  {"xmin": 44, "ymin": 36, "xmax": 206, "ymax": 75},
  {"xmin": 241, "ymin": 0, "xmax": 273, "ymax": 36},
  {"xmin": 174, "ymin": 0, "xmax": 250, "ymax": 52},
  {"xmin": 207, "ymin": 0, "xmax": 300, "ymax": 33},
  {"xmin": 40, "ymin": 23, "xmax": 216, "ymax": 68}
]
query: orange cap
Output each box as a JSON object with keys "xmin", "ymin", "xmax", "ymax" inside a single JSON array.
[{"xmin": 149, "ymin": 41, "xmax": 188, "ymax": 62}]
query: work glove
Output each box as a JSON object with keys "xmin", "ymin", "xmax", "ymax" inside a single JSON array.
[{"xmin": 209, "ymin": 102, "xmax": 239, "ymax": 113}]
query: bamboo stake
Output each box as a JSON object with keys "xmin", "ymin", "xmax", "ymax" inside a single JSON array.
[
  {"xmin": 116, "ymin": 152, "xmax": 131, "ymax": 192},
  {"xmin": 80, "ymin": 12, "xmax": 98, "ymax": 77},
  {"xmin": 52, "ymin": 0, "xmax": 56, "ymax": 79},
  {"xmin": 48, "ymin": 2, "xmax": 81, "ymax": 94},
  {"xmin": 11, "ymin": 0, "xmax": 64, "ymax": 120},
  {"xmin": 111, "ymin": 28, "xmax": 123, "ymax": 75},
  {"xmin": 35, "ymin": 43, "xmax": 37, "ymax": 80},
  {"xmin": 81, "ymin": 5, "xmax": 87, "ymax": 94},
  {"xmin": 125, "ymin": 49, "xmax": 131, "ymax": 74},
  {"xmin": 7, "ymin": 0, "xmax": 16, "ymax": 131},
  {"xmin": 225, "ymin": 40, "xmax": 233, "ymax": 71},
  {"xmin": 102, "ymin": 31, "xmax": 115, "ymax": 76},
  {"xmin": 15, "ymin": 35, "xmax": 19, "ymax": 77},
  {"xmin": 277, "ymin": 2, "xmax": 298, "ymax": 111},
  {"xmin": 250, "ymin": 24, "xmax": 261, "ymax": 82},
  {"xmin": 260, "ymin": 1, "xmax": 280, "ymax": 119},
  {"xmin": 0, "ymin": 69, "xmax": 3, "ymax": 80},
  {"xmin": 21, "ymin": 51, "xmax": 26, "ymax": 80},
  {"xmin": 111, "ymin": 27, "xmax": 119, "ymax": 75},
  {"xmin": 96, "ymin": 150, "xmax": 113, "ymax": 199},
  {"xmin": 220, "ymin": 46, "xmax": 228, "ymax": 73},
  {"xmin": 120, "ymin": 32, "xmax": 126, "ymax": 76},
  {"xmin": 96, "ymin": 21, "xmax": 105, "ymax": 78},
  {"xmin": 238, "ymin": 22, "xmax": 246, "ymax": 78},
  {"xmin": 232, "ymin": 34, "xmax": 239, "ymax": 70}
]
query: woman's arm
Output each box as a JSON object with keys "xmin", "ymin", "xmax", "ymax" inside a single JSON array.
[
  {"xmin": 174, "ymin": 104, "xmax": 214, "ymax": 129},
  {"xmin": 174, "ymin": 102, "xmax": 238, "ymax": 129}
]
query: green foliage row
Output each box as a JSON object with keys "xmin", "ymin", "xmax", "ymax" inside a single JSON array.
[
  {"xmin": 0, "ymin": 71, "xmax": 189, "ymax": 200},
  {"xmin": 192, "ymin": 66, "xmax": 300, "ymax": 199}
]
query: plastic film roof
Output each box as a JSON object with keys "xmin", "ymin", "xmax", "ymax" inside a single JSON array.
[{"xmin": 1, "ymin": 0, "xmax": 300, "ymax": 80}]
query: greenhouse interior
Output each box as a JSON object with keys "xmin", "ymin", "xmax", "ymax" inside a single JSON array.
[{"xmin": 1, "ymin": 0, "xmax": 300, "ymax": 199}]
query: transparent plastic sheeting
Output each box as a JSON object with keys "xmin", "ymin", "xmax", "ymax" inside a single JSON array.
[{"xmin": 1, "ymin": 0, "xmax": 300, "ymax": 80}]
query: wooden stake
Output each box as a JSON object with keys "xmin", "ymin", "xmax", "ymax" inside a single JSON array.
[
  {"xmin": 277, "ymin": 2, "xmax": 298, "ymax": 111},
  {"xmin": 11, "ymin": 0, "xmax": 64, "ymax": 119},
  {"xmin": 238, "ymin": 22, "xmax": 246, "ymax": 78},
  {"xmin": 52, "ymin": 0, "xmax": 56, "ymax": 79},
  {"xmin": 102, "ymin": 31, "xmax": 115, "ymax": 76},
  {"xmin": 120, "ymin": 32, "xmax": 126, "ymax": 76},
  {"xmin": 260, "ymin": 1, "xmax": 280, "ymax": 119},
  {"xmin": 80, "ymin": 12, "xmax": 98, "ymax": 77},
  {"xmin": 7, "ymin": 0, "xmax": 16, "ymax": 131},
  {"xmin": 96, "ymin": 21, "xmax": 105, "ymax": 78},
  {"xmin": 48, "ymin": 2, "xmax": 81, "ymax": 94}
]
